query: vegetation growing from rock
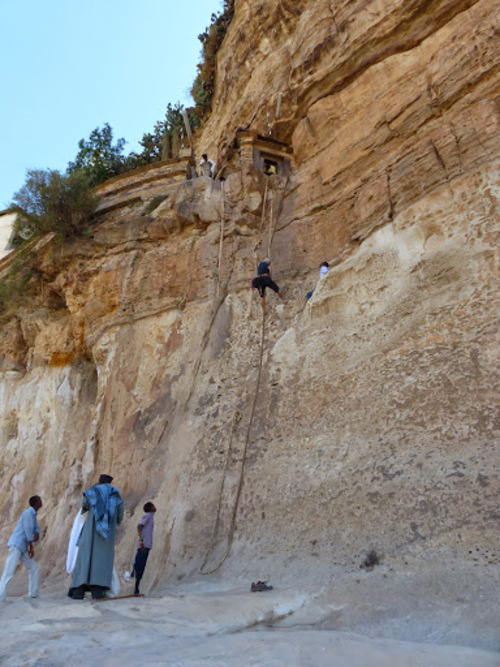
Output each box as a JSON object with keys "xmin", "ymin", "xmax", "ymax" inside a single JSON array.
[
  {"xmin": 145, "ymin": 194, "xmax": 168, "ymax": 213},
  {"xmin": 10, "ymin": 169, "xmax": 98, "ymax": 242},
  {"xmin": 191, "ymin": 0, "xmax": 234, "ymax": 119},
  {"xmin": 0, "ymin": 248, "xmax": 36, "ymax": 315},
  {"xmin": 0, "ymin": 169, "xmax": 98, "ymax": 315},
  {"xmin": 127, "ymin": 103, "xmax": 199, "ymax": 168},
  {"xmin": 68, "ymin": 123, "xmax": 127, "ymax": 187},
  {"xmin": 2, "ymin": 0, "xmax": 232, "ymax": 306}
]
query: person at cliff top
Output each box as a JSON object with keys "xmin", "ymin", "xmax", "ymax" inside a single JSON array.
[
  {"xmin": 307, "ymin": 261, "xmax": 330, "ymax": 301},
  {"xmin": 129, "ymin": 501, "xmax": 156, "ymax": 596},
  {"xmin": 252, "ymin": 258, "xmax": 287, "ymax": 308},
  {"xmin": 199, "ymin": 153, "xmax": 216, "ymax": 178},
  {"xmin": 68, "ymin": 474, "xmax": 124, "ymax": 600},
  {"xmin": 0, "ymin": 495, "xmax": 42, "ymax": 601}
]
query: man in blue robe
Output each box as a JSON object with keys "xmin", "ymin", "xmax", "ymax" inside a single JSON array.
[{"xmin": 69, "ymin": 474, "xmax": 124, "ymax": 600}]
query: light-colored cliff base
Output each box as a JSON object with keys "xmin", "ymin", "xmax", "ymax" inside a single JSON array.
[
  {"xmin": 0, "ymin": 0, "xmax": 499, "ymax": 657},
  {"xmin": 1, "ymin": 571, "xmax": 499, "ymax": 667}
]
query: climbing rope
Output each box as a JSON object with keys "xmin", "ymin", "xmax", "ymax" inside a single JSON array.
[
  {"xmin": 191, "ymin": 169, "xmax": 291, "ymax": 574},
  {"xmin": 198, "ymin": 408, "xmax": 240, "ymax": 574},
  {"xmin": 266, "ymin": 174, "xmax": 290, "ymax": 259},
  {"xmin": 181, "ymin": 199, "xmax": 234, "ymax": 412},
  {"xmin": 217, "ymin": 181, "xmax": 225, "ymax": 298},
  {"xmin": 260, "ymin": 177, "xmax": 269, "ymax": 232},
  {"xmin": 267, "ymin": 191, "xmax": 275, "ymax": 260},
  {"xmin": 199, "ymin": 174, "xmax": 293, "ymax": 573},
  {"xmin": 200, "ymin": 306, "xmax": 267, "ymax": 574}
]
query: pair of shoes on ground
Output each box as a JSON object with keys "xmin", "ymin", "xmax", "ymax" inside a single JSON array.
[{"xmin": 250, "ymin": 581, "xmax": 273, "ymax": 592}]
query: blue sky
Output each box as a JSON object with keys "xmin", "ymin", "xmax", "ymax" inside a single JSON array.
[{"xmin": 0, "ymin": 0, "xmax": 222, "ymax": 208}]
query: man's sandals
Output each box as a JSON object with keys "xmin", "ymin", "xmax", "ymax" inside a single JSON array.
[{"xmin": 250, "ymin": 581, "xmax": 273, "ymax": 592}]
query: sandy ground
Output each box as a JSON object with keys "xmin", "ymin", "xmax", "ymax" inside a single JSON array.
[{"xmin": 1, "ymin": 577, "xmax": 499, "ymax": 667}]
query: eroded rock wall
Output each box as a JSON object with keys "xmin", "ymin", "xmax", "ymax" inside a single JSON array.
[{"xmin": 0, "ymin": 0, "xmax": 499, "ymax": 607}]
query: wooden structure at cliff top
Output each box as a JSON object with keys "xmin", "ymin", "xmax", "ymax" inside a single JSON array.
[{"xmin": 95, "ymin": 149, "xmax": 193, "ymax": 215}]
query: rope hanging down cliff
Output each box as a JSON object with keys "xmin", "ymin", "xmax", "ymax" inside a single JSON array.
[
  {"xmin": 267, "ymin": 174, "xmax": 290, "ymax": 258},
  {"xmin": 199, "ymin": 174, "xmax": 291, "ymax": 574},
  {"xmin": 200, "ymin": 306, "xmax": 267, "ymax": 575},
  {"xmin": 258, "ymin": 173, "xmax": 290, "ymax": 260}
]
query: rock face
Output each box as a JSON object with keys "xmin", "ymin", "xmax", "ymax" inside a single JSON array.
[{"xmin": 0, "ymin": 0, "xmax": 499, "ymax": 647}]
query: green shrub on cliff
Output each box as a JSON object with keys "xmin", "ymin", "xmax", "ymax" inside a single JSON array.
[
  {"xmin": 68, "ymin": 123, "xmax": 127, "ymax": 187},
  {"xmin": 10, "ymin": 168, "xmax": 98, "ymax": 243},
  {"xmin": 162, "ymin": 102, "xmax": 189, "ymax": 160},
  {"xmin": 1, "ymin": 168, "xmax": 97, "ymax": 315},
  {"xmin": 191, "ymin": 0, "xmax": 234, "ymax": 120},
  {"xmin": 120, "ymin": 103, "xmax": 200, "ymax": 172}
]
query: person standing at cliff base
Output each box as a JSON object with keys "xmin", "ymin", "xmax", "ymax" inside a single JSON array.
[
  {"xmin": 130, "ymin": 502, "xmax": 156, "ymax": 596},
  {"xmin": 68, "ymin": 474, "xmax": 124, "ymax": 600},
  {"xmin": 0, "ymin": 495, "xmax": 42, "ymax": 601},
  {"xmin": 252, "ymin": 258, "xmax": 287, "ymax": 308}
]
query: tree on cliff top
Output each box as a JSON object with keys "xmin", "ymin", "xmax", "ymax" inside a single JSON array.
[
  {"xmin": 1, "ymin": 168, "xmax": 98, "ymax": 315},
  {"xmin": 121, "ymin": 103, "xmax": 200, "ymax": 170},
  {"xmin": 68, "ymin": 123, "xmax": 127, "ymax": 187},
  {"xmin": 10, "ymin": 168, "xmax": 98, "ymax": 242}
]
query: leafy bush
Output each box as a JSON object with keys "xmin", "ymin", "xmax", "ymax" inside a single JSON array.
[
  {"xmin": 68, "ymin": 123, "xmax": 127, "ymax": 187},
  {"xmin": 2, "ymin": 168, "xmax": 97, "ymax": 315},
  {"xmin": 122, "ymin": 103, "xmax": 200, "ymax": 171},
  {"xmin": 10, "ymin": 168, "xmax": 98, "ymax": 242},
  {"xmin": 136, "ymin": 121, "xmax": 167, "ymax": 164},
  {"xmin": 6, "ymin": 0, "xmax": 234, "ymax": 254}
]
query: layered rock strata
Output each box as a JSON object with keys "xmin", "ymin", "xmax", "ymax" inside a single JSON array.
[{"xmin": 0, "ymin": 0, "xmax": 499, "ymax": 646}]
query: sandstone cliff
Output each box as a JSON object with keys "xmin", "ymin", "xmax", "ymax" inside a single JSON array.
[{"xmin": 0, "ymin": 0, "xmax": 499, "ymax": 648}]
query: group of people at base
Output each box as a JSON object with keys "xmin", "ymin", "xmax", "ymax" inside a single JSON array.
[
  {"xmin": 1, "ymin": 258, "xmax": 330, "ymax": 601},
  {"xmin": 0, "ymin": 474, "xmax": 156, "ymax": 602},
  {"xmin": 252, "ymin": 258, "xmax": 330, "ymax": 308}
]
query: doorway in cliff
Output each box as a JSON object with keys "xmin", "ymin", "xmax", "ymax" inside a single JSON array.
[{"xmin": 237, "ymin": 129, "xmax": 293, "ymax": 177}]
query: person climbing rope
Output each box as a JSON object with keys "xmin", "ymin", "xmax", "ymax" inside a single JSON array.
[{"xmin": 252, "ymin": 258, "xmax": 287, "ymax": 308}]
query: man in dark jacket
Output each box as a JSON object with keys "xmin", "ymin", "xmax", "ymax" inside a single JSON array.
[{"xmin": 252, "ymin": 258, "xmax": 287, "ymax": 308}]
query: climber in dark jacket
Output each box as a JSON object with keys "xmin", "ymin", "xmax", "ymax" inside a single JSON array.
[{"xmin": 252, "ymin": 258, "xmax": 287, "ymax": 308}]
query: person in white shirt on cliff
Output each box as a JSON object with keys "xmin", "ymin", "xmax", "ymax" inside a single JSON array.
[{"xmin": 199, "ymin": 153, "xmax": 216, "ymax": 178}]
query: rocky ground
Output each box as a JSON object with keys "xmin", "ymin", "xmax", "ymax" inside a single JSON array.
[
  {"xmin": 1, "ymin": 558, "xmax": 499, "ymax": 666},
  {"xmin": 1, "ymin": 1, "xmax": 499, "ymax": 663}
]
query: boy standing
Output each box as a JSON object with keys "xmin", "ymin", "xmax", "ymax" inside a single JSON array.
[
  {"xmin": 0, "ymin": 495, "xmax": 42, "ymax": 601},
  {"xmin": 131, "ymin": 502, "xmax": 156, "ymax": 595}
]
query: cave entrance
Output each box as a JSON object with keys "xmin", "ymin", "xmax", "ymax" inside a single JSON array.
[{"xmin": 237, "ymin": 130, "xmax": 293, "ymax": 177}]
